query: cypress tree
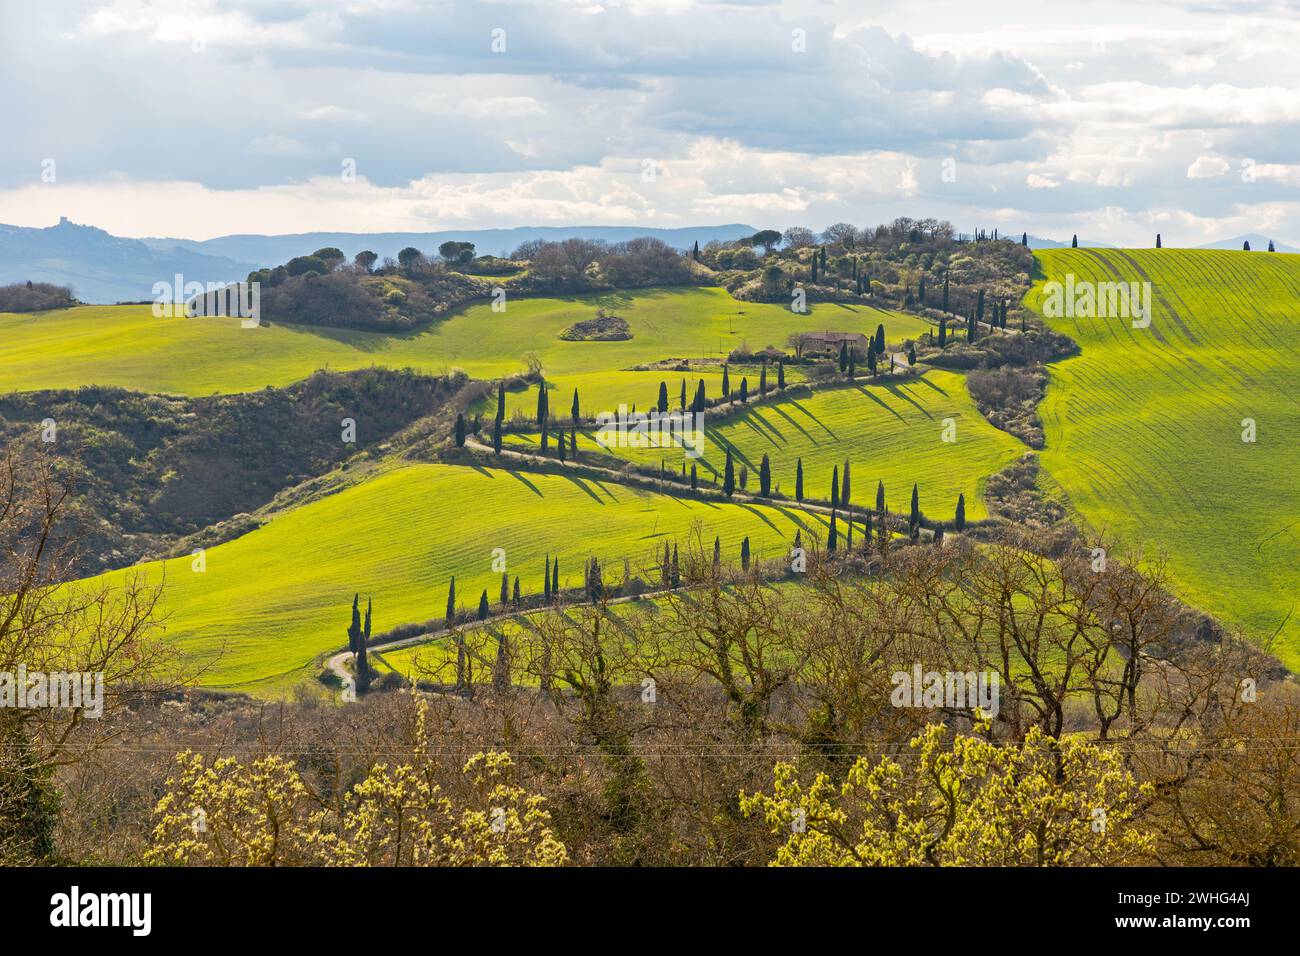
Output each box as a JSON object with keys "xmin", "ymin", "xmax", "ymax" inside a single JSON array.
[
  {"xmin": 933, "ymin": 524, "xmax": 944, "ymax": 546},
  {"xmin": 347, "ymin": 594, "xmax": 359, "ymax": 657},
  {"xmin": 572, "ymin": 388, "xmax": 580, "ymax": 425},
  {"xmin": 739, "ymin": 377, "xmax": 748, "ymax": 403},
  {"xmin": 848, "ymin": 349, "xmax": 856, "ymax": 378},
  {"xmin": 492, "ymin": 416, "xmax": 502, "ymax": 455},
  {"xmin": 713, "ymin": 535, "xmax": 721, "ymax": 569},
  {"xmin": 831, "ymin": 465, "xmax": 840, "ymax": 509},
  {"xmin": 540, "ymin": 414, "xmax": 549, "ymax": 453},
  {"xmin": 662, "ymin": 542, "xmax": 671, "ymax": 587},
  {"xmin": 1022, "ymin": 232, "xmax": 1028, "ymax": 246},
  {"xmin": 536, "ymin": 381, "xmax": 547, "ymax": 427},
  {"xmin": 909, "ymin": 483, "xmax": 920, "ymax": 537},
  {"xmin": 558, "ymin": 431, "xmax": 566, "ymax": 461},
  {"xmin": 976, "ymin": 289, "xmax": 985, "ymax": 326},
  {"xmin": 500, "ymin": 571, "xmax": 510, "ymax": 607},
  {"xmin": 760, "ymin": 362, "xmax": 768, "ymax": 396},
  {"xmin": 1071, "ymin": 234, "xmax": 1078, "ymax": 248},
  {"xmin": 453, "ymin": 413, "xmax": 466, "ymax": 447},
  {"xmin": 570, "ymin": 426, "xmax": 577, "ymax": 457},
  {"xmin": 446, "ymin": 577, "xmax": 457, "ymax": 629},
  {"xmin": 907, "ymin": 343, "xmax": 917, "ymax": 366},
  {"xmin": 740, "ymin": 536, "xmax": 751, "ymax": 570},
  {"xmin": 867, "ymin": 348, "xmax": 877, "ymax": 376},
  {"xmin": 347, "ymin": 594, "xmax": 364, "ymax": 690},
  {"xmin": 874, "ymin": 323, "xmax": 885, "ymax": 354},
  {"xmin": 496, "ymin": 382, "xmax": 506, "ymax": 421},
  {"xmin": 828, "ymin": 509, "xmax": 838, "ymax": 553},
  {"xmin": 671, "ymin": 545, "xmax": 680, "ymax": 587},
  {"xmin": 692, "ymin": 239, "xmax": 700, "ymax": 261},
  {"xmin": 543, "ymin": 556, "xmax": 551, "ymax": 603},
  {"xmin": 478, "ymin": 590, "xmax": 490, "ymax": 621},
  {"xmin": 820, "ymin": 246, "xmax": 827, "ymax": 268},
  {"xmin": 938, "ymin": 316, "xmax": 947, "ymax": 348},
  {"xmin": 876, "ymin": 480, "xmax": 885, "ymax": 513},
  {"xmin": 838, "ymin": 341, "xmax": 848, "ymax": 372},
  {"xmin": 693, "ymin": 380, "xmax": 706, "ymax": 412},
  {"xmin": 759, "ymin": 454, "xmax": 771, "ymax": 497},
  {"xmin": 795, "ymin": 457, "xmax": 804, "ymax": 501},
  {"xmin": 658, "ymin": 381, "xmax": 669, "ymax": 413},
  {"xmin": 942, "ymin": 271, "xmax": 950, "ymax": 313},
  {"xmin": 680, "ymin": 378, "xmax": 687, "ymax": 410},
  {"xmin": 722, "ymin": 364, "xmax": 731, "ymax": 397},
  {"xmin": 955, "ymin": 493, "xmax": 966, "ymax": 532},
  {"xmin": 1243, "ymin": 240, "xmax": 1251, "ymax": 251},
  {"xmin": 690, "ymin": 462, "xmax": 698, "ymax": 490},
  {"xmin": 358, "ymin": 597, "xmax": 372, "ymax": 692},
  {"xmin": 552, "ymin": 558, "xmax": 559, "ymax": 599},
  {"xmin": 512, "ymin": 576, "xmax": 521, "ymax": 607},
  {"xmin": 841, "ymin": 460, "xmax": 851, "ymax": 509},
  {"xmin": 1155, "ymin": 234, "xmax": 1162, "ymax": 249},
  {"xmin": 723, "ymin": 448, "xmax": 736, "ymax": 497},
  {"xmin": 777, "ymin": 360, "xmax": 785, "ymax": 389},
  {"xmin": 1269, "ymin": 240, "xmax": 1276, "ymax": 252}
]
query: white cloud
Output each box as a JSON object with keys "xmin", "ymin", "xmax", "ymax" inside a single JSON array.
[
  {"xmin": 1, "ymin": 0, "xmax": 1298, "ymax": 244},
  {"xmin": 1187, "ymin": 155, "xmax": 1230, "ymax": 178}
]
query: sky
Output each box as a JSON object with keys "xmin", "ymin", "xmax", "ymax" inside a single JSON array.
[{"xmin": 1, "ymin": 0, "xmax": 1298, "ymax": 244}]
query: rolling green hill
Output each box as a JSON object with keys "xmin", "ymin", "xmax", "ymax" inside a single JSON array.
[
  {"xmin": 504, "ymin": 369, "xmax": 1025, "ymax": 522},
  {"xmin": 0, "ymin": 287, "xmax": 926, "ymax": 398},
  {"xmin": 1029, "ymin": 248, "xmax": 1300, "ymax": 666},
  {"xmin": 81, "ymin": 462, "xmax": 830, "ymax": 691}
]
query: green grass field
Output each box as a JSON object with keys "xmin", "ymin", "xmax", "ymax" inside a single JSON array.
[
  {"xmin": 504, "ymin": 369, "xmax": 1025, "ymax": 522},
  {"xmin": 80, "ymin": 463, "xmax": 831, "ymax": 691},
  {"xmin": 0, "ymin": 287, "xmax": 925, "ymax": 397},
  {"xmin": 1029, "ymin": 248, "xmax": 1300, "ymax": 666}
]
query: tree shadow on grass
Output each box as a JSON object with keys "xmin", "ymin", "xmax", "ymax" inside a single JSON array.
[
  {"xmin": 772, "ymin": 506, "xmax": 829, "ymax": 534},
  {"xmin": 911, "ymin": 373, "xmax": 950, "ymax": 398},
  {"xmin": 738, "ymin": 411, "xmax": 785, "ymax": 448},
  {"xmin": 713, "ymin": 435, "xmax": 757, "ymax": 474},
  {"xmin": 787, "ymin": 399, "xmax": 837, "ymax": 439},
  {"xmin": 882, "ymin": 381, "xmax": 932, "ymax": 418},
  {"xmin": 506, "ymin": 470, "xmax": 543, "ymax": 497},
  {"xmin": 560, "ymin": 473, "xmax": 610, "ymax": 504},
  {"xmin": 768, "ymin": 403, "xmax": 817, "ymax": 444},
  {"xmin": 735, "ymin": 502, "xmax": 782, "ymax": 535},
  {"xmin": 578, "ymin": 428, "xmax": 624, "ymax": 457},
  {"xmin": 854, "ymin": 384, "xmax": 905, "ymax": 421}
]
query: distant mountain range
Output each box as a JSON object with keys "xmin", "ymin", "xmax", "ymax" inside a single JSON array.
[
  {"xmin": 139, "ymin": 224, "xmax": 759, "ymax": 273},
  {"xmin": 1195, "ymin": 233, "xmax": 1299, "ymax": 254},
  {"xmin": 1023, "ymin": 232, "xmax": 1299, "ymax": 253},
  {"xmin": 0, "ymin": 221, "xmax": 759, "ymax": 304},
  {"xmin": 0, "ymin": 219, "xmax": 256, "ymax": 305},
  {"xmin": 3, "ymin": 219, "xmax": 1296, "ymax": 304},
  {"xmin": 1022, "ymin": 235, "xmax": 1115, "ymax": 250}
]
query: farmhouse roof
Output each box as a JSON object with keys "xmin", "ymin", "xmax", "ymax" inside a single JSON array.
[{"xmin": 804, "ymin": 331, "xmax": 869, "ymax": 343}]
